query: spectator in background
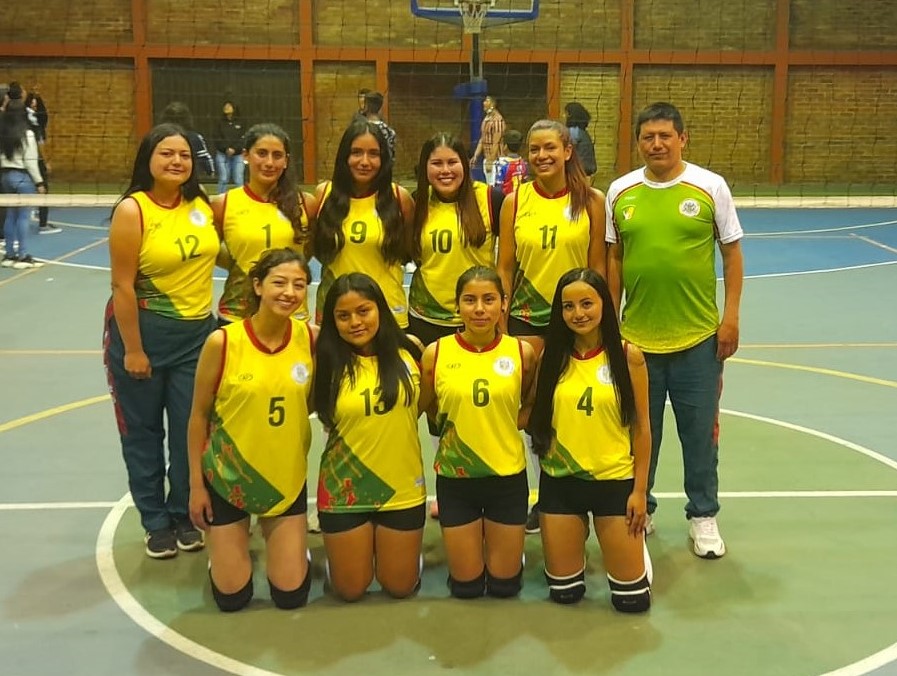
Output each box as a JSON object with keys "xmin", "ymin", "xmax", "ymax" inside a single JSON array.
[
  {"xmin": 362, "ymin": 91, "xmax": 397, "ymax": 160},
  {"xmin": 354, "ymin": 88, "xmax": 370, "ymax": 123},
  {"xmin": 494, "ymin": 129, "xmax": 528, "ymax": 196},
  {"xmin": 213, "ymin": 100, "xmax": 245, "ymax": 195},
  {"xmin": 470, "ymin": 95, "xmax": 505, "ymax": 187},
  {"xmin": 160, "ymin": 101, "xmax": 215, "ymax": 179},
  {"xmin": 1, "ymin": 97, "xmax": 46, "ymax": 268},
  {"xmin": 25, "ymin": 92, "xmax": 59, "ymax": 234},
  {"xmin": 565, "ymin": 102, "xmax": 597, "ymax": 180}
]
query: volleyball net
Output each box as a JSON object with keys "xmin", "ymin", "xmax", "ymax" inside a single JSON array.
[{"xmin": 1, "ymin": 0, "xmax": 896, "ymax": 205}]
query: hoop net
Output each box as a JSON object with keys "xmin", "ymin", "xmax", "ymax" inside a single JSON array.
[{"xmin": 456, "ymin": 0, "xmax": 496, "ymax": 33}]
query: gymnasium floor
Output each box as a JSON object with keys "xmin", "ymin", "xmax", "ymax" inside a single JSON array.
[{"xmin": 1, "ymin": 205, "xmax": 897, "ymax": 675}]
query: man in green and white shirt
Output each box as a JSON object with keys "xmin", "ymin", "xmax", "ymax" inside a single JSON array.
[{"xmin": 606, "ymin": 102, "xmax": 744, "ymax": 559}]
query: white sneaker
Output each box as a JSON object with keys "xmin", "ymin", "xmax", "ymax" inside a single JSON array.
[
  {"xmin": 688, "ymin": 516, "xmax": 726, "ymax": 559},
  {"xmin": 644, "ymin": 513, "xmax": 655, "ymax": 536},
  {"xmin": 307, "ymin": 509, "xmax": 321, "ymax": 534}
]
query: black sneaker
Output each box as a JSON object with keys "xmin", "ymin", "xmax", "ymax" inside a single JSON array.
[
  {"xmin": 525, "ymin": 504, "xmax": 541, "ymax": 534},
  {"xmin": 175, "ymin": 520, "xmax": 205, "ymax": 552},
  {"xmin": 12, "ymin": 255, "xmax": 43, "ymax": 269},
  {"xmin": 144, "ymin": 529, "xmax": 178, "ymax": 559},
  {"xmin": 1, "ymin": 254, "xmax": 17, "ymax": 268}
]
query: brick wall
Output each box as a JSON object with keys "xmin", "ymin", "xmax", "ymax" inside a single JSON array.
[
  {"xmin": 147, "ymin": 0, "xmax": 299, "ymax": 46},
  {"xmin": 785, "ymin": 68, "xmax": 897, "ymax": 184},
  {"xmin": 3, "ymin": 0, "xmax": 131, "ymax": 44},
  {"xmin": 634, "ymin": 0, "xmax": 775, "ymax": 51},
  {"xmin": 791, "ymin": 0, "xmax": 897, "ymax": 50},
  {"xmin": 632, "ymin": 67, "xmax": 774, "ymax": 185},
  {"xmin": 0, "ymin": 60, "xmax": 136, "ymax": 183},
  {"xmin": 2, "ymin": 0, "xmax": 896, "ymax": 187}
]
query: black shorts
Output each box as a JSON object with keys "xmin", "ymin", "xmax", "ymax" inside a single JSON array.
[
  {"xmin": 436, "ymin": 470, "xmax": 529, "ymax": 527},
  {"xmin": 205, "ymin": 479, "xmax": 308, "ymax": 527},
  {"xmin": 407, "ymin": 315, "xmax": 459, "ymax": 347},
  {"xmin": 507, "ymin": 315, "xmax": 548, "ymax": 337},
  {"xmin": 538, "ymin": 473, "xmax": 633, "ymax": 518},
  {"xmin": 318, "ymin": 503, "xmax": 426, "ymax": 534}
]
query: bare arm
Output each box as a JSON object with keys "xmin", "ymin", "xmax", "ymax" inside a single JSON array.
[
  {"xmin": 517, "ymin": 341, "xmax": 538, "ymax": 430},
  {"xmin": 187, "ymin": 330, "xmax": 225, "ymax": 530},
  {"xmin": 717, "ymin": 239, "xmax": 744, "ymax": 361},
  {"xmin": 496, "ymin": 193, "xmax": 518, "ymax": 333},
  {"xmin": 418, "ymin": 343, "xmax": 438, "ymax": 418},
  {"xmin": 626, "ymin": 344, "xmax": 651, "ymax": 536},
  {"xmin": 586, "ymin": 188, "xmax": 607, "ymax": 279},
  {"xmin": 109, "ymin": 198, "xmax": 151, "ymax": 379}
]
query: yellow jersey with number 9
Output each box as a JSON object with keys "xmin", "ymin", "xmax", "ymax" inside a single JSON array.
[
  {"xmin": 131, "ymin": 191, "xmax": 218, "ymax": 319},
  {"xmin": 315, "ymin": 182, "xmax": 407, "ymax": 327},
  {"xmin": 218, "ymin": 186, "xmax": 310, "ymax": 323}
]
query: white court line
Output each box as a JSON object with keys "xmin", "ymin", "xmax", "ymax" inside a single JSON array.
[
  {"xmin": 743, "ymin": 260, "xmax": 897, "ymax": 279},
  {"xmin": 744, "ymin": 218, "xmax": 897, "ymax": 237},
  {"xmin": 93, "ymin": 407, "xmax": 897, "ymax": 676},
  {"xmin": 0, "ymin": 501, "xmax": 121, "ymax": 511},
  {"xmin": 851, "ymin": 234, "xmax": 897, "ymax": 256},
  {"xmin": 48, "ymin": 221, "xmax": 108, "ymax": 231}
]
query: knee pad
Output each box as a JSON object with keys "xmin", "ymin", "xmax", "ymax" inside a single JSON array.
[
  {"xmin": 544, "ymin": 567, "xmax": 586, "ymax": 605},
  {"xmin": 486, "ymin": 566, "xmax": 523, "ymax": 598},
  {"xmin": 608, "ymin": 572, "xmax": 651, "ymax": 613},
  {"xmin": 210, "ymin": 573, "xmax": 253, "ymax": 613},
  {"xmin": 268, "ymin": 570, "xmax": 311, "ymax": 610},
  {"xmin": 448, "ymin": 569, "xmax": 486, "ymax": 599}
]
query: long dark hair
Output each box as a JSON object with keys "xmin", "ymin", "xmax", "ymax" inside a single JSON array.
[
  {"xmin": 243, "ymin": 123, "xmax": 308, "ymax": 246},
  {"xmin": 564, "ymin": 102, "xmax": 591, "ymax": 130},
  {"xmin": 112, "ymin": 123, "xmax": 209, "ymax": 214},
  {"xmin": 528, "ymin": 268, "xmax": 635, "ymax": 455},
  {"xmin": 314, "ymin": 273, "xmax": 422, "ymax": 429},
  {"xmin": 0, "ymin": 100, "xmax": 29, "ymax": 160},
  {"xmin": 245, "ymin": 248, "xmax": 311, "ymax": 316},
  {"xmin": 527, "ymin": 119, "xmax": 592, "ymax": 220},
  {"xmin": 313, "ymin": 120, "xmax": 405, "ymax": 265},
  {"xmin": 412, "ymin": 132, "xmax": 487, "ymax": 260}
]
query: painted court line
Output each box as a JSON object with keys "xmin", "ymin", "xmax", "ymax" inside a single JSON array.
[
  {"xmin": 730, "ymin": 358, "xmax": 897, "ymax": 391},
  {"xmin": 0, "ymin": 349, "xmax": 103, "ymax": 356},
  {"xmin": 851, "ymin": 233, "xmax": 897, "ymax": 256},
  {"xmin": 740, "ymin": 343, "xmax": 897, "ymax": 349},
  {"xmin": 0, "ymin": 501, "xmax": 121, "ymax": 511},
  {"xmin": 0, "ymin": 394, "xmax": 110, "ymax": 434},
  {"xmin": 745, "ymin": 218, "xmax": 897, "ymax": 237}
]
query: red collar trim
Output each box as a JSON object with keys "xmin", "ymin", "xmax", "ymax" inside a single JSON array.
[
  {"xmin": 454, "ymin": 331, "xmax": 502, "ymax": 354},
  {"xmin": 243, "ymin": 318, "xmax": 292, "ymax": 354},
  {"xmin": 572, "ymin": 346, "xmax": 604, "ymax": 361},
  {"xmin": 533, "ymin": 182, "xmax": 569, "ymax": 199}
]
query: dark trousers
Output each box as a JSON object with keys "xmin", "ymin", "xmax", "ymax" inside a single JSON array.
[{"xmin": 103, "ymin": 305, "xmax": 215, "ymax": 532}]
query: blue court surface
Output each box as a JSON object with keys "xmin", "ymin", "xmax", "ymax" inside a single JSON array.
[{"xmin": 13, "ymin": 205, "xmax": 897, "ymax": 279}]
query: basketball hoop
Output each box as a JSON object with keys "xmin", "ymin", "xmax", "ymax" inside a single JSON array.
[{"xmin": 456, "ymin": 0, "xmax": 496, "ymax": 34}]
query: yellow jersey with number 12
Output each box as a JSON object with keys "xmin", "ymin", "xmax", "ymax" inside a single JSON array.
[{"xmin": 131, "ymin": 191, "xmax": 217, "ymax": 319}]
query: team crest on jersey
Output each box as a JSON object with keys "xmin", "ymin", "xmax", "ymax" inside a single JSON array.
[
  {"xmin": 493, "ymin": 356, "xmax": 515, "ymax": 376},
  {"xmin": 189, "ymin": 209, "xmax": 208, "ymax": 226},
  {"xmin": 622, "ymin": 205, "xmax": 636, "ymax": 221},
  {"xmin": 597, "ymin": 364, "xmax": 613, "ymax": 385},
  {"xmin": 291, "ymin": 362, "xmax": 310, "ymax": 385},
  {"xmin": 678, "ymin": 199, "xmax": 700, "ymax": 217},
  {"xmin": 238, "ymin": 372, "xmax": 254, "ymax": 382}
]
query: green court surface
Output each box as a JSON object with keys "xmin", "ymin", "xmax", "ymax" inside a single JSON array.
[{"xmin": 108, "ymin": 413, "xmax": 897, "ymax": 676}]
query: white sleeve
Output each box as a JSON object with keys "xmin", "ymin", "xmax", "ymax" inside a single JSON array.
[
  {"xmin": 22, "ymin": 131, "xmax": 43, "ymax": 186},
  {"xmin": 712, "ymin": 179, "xmax": 743, "ymax": 244},
  {"xmin": 604, "ymin": 183, "xmax": 619, "ymax": 244}
]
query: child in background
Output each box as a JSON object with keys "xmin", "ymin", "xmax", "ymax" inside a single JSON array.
[{"xmin": 493, "ymin": 130, "xmax": 528, "ymax": 196}]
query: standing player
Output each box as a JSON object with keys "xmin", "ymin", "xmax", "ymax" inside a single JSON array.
[
  {"xmin": 470, "ymin": 95, "xmax": 505, "ymax": 186},
  {"xmin": 188, "ymin": 248, "xmax": 316, "ymax": 612},
  {"xmin": 104, "ymin": 123, "xmax": 218, "ymax": 559},
  {"xmin": 419, "ymin": 267, "xmax": 536, "ymax": 599},
  {"xmin": 528, "ymin": 269, "xmax": 651, "ymax": 611},
  {"xmin": 214, "ymin": 123, "xmax": 316, "ymax": 326},
  {"xmin": 497, "ymin": 118, "xmax": 606, "ymax": 532},
  {"xmin": 310, "ymin": 119, "xmax": 414, "ymax": 329},
  {"xmin": 606, "ymin": 102, "xmax": 744, "ymax": 558},
  {"xmin": 314, "ymin": 273, "xmax": 426, "ymax": 601}
]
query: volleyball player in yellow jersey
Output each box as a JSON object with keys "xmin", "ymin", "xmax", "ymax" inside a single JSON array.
[
  {"xmin": 418, "ymin": 267, "xmax": 537, "ymax": 599},
  {"xmin": 314, "ymin": 273, "xmax": 426, "ymax": 601},
  {"xmin": 528, "ymin": 268, "xmax": 652, "ymax": 611},
  {"xmin": 104, "ymin": 124, "xmax": 218, "ymax": 560},
  {"xmin": 187, "ymin": 249, "xmax": 316, "ymax": 612},
  {"xmin": 310, "ymin": 119, "xmax": 414, "ymax": 328},
  {"xmin": 497, "ymin": 118, "xmax": 607, "ymax": 530},
  {"xmin": 213, "ymin": 123, "xmax": 316, "ymax": 325}
]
